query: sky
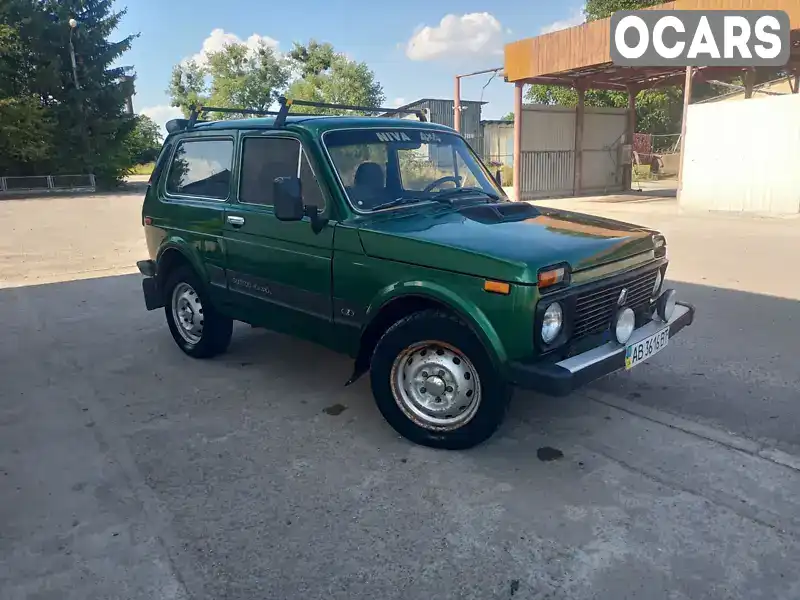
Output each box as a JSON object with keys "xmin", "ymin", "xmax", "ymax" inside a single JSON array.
[{"xmin": 114, "ymin": 0, "xmax": 586, "ymax": 133}]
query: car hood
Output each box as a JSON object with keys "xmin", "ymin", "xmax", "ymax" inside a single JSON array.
[{"xmin": 356, "ymin": 202, "xmax": 658, "ymax": 283}]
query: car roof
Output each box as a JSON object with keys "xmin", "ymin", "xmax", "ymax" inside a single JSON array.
[{"xmin": 190, "ymin": 115, "xmax": 457, "ymax": 136}]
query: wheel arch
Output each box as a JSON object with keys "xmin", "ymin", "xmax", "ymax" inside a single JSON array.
[
  {"xmin": 156, "ymin": 241, "xmax": 205, "ymax": 286},
  {"xmin": 346, "ymin": 282, "xmax": 507, "ymax": 386}
]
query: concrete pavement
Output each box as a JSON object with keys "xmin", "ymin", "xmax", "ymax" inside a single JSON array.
[{"xmin": 1, "ymin": 191, "xmax": 800, "ymax": 599}]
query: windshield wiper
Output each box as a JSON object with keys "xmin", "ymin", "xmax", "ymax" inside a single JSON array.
[
  {"xmin": 431, "ymin": 187, "xmax": 500, "ymax": 203},
  {"xmin": 368, "ymin": 197, "xmax": 424, "ymax": 212}
]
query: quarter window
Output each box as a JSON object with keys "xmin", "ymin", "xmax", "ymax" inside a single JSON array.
[
  {"xmin": 166, "ymin": 139, "xmax": 233, "ymax": 200},
  {"xmin": 238, "ymin": 137, "xmax": 325, "ymax": 208}
]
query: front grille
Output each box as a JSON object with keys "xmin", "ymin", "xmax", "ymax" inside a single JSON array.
[{"xmin": 572, "ymin": 268, "xmax": 659, "ymax": 340}]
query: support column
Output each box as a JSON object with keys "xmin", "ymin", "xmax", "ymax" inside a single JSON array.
[
  {"xmin": 573, "ymin": 84, "xmax": 585, "ymax": 196},
  {"xmin": 792, "ymin": 71, "xmax": 800, "ymax": 94},
  {"xmin": 454, "ymin": 76, "xmax": 462, "ymax": 133},
  {"xmin": 678, "ymin": 66, "xmax": 694, "ymax": 201},
  {"xmin": 744, "ymin": 68, "xmax": 756, "ymax": 99},
  {"xmin": 624, "ymin": 85, "xmax": 637, "ymax": 191},
  {"xmin": 512, "ymin": 82, "xmax": 523, "ymax": 203}
]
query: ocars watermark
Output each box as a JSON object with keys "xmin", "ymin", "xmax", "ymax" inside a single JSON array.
[{"xmin": 610, "ymin": 10, "xmax": 791, "ymax": 67}]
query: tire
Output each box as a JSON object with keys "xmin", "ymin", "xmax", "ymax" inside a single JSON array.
[
  {"xmin": 370, "ymin": 309, "xmax": 511, "ymax": 450},
  {"xmin": 163, "ymin": 265, "xmax": 233, "ymax": 359}
]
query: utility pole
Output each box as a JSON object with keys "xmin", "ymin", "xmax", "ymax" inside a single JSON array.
[
  {"xmin": 68, "ymin": 18, "xmax": 80, "ymax": 90},
  {"xmin": 453, "ymin": 67, "xmax": 503, "ymax": 133}
]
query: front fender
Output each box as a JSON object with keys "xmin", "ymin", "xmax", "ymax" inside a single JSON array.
[{"xmin": 365, "ymin": 280, "xmax": 508, "ymax": 367}]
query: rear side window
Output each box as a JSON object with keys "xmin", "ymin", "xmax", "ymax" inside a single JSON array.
[{"xmin": 166, "ymin": 138, "xmax": 233, "ymax": 200}]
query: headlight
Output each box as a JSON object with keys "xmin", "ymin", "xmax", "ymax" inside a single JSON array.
[
  {"xmin": 541, "ymin": 302, "xmax": 563, "ymax": 344},
  {"xmin": 657, "ymin": 289, "xmax": 677, "ymax": 321},
  {"xmin": 652, "ymin": 269, "xmax": 663, "ymax": 298},
  {"xmin": 615, "ymin": 307, "xmax": 636, "ymax": 344}
]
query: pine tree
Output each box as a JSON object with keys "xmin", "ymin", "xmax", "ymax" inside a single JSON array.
[
  {"xmin": 0, "ymin": 0, "xmax": 139, "ymax": 183},
  {"xmin": 42, "ymin": 0, "xmax": 139, "ymax": 183}
]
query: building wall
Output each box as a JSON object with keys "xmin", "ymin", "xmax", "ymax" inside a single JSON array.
[
  {"xmin": 481, "ymin": 121, "xmax": 514, "ymax": 165},
  {"xmin": 680, "ymin": 94, "xmax": 800, "ymax": 215},
  {"xmin": 517, "ymin": 104, "xmax": 627, "ymax": 199}
]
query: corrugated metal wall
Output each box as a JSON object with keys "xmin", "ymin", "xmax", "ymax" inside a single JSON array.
[
  {"xmin": 582, "ymin": 107, "xmax": 627, "ymax": 194},
  {"xmin": 396, "ymin": 99, "xmax": 483, "ymax": 142},
  {"xmin": 481, "ymin": 122, "xmax": 514, "ymax": 165},
  {"xmin": 517, "ymin": 104, "xmax": 626, "ymax": 200},
  {"xmin": 519, "ymin": 105, "xmax": 576, "ymax": 199},
  {"xmin": 681, "ymin": 94, "xmax": 800, "ymax": 215}
]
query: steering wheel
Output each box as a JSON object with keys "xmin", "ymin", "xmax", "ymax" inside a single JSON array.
[{"xmin": 422, "ymin": 175, "xmax": 462, "ymax": 194}]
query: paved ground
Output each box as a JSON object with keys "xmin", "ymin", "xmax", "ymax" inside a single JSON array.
[{"xmin": 2, "ymin": 189, "xmax": 800, "ymax": 600}]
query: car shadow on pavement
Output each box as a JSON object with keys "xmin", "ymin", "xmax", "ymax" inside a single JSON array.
[
  {"xmin": 3, "ymin": 273, "xmax": 800, "ymax": 600},
  {"xmin": 2, "ymin": 272, "xmax": 798, "ymax": 453}
]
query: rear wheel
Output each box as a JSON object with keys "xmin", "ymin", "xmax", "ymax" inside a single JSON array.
[
  {"xmin": 163, "ymin": 265, "xmax": 232, "ymax": 358},
  {"xmin": 370, "ymin": 310, "xmax": 510, "ymax": 450}
]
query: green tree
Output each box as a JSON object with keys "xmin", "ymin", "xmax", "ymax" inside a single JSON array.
[
  {"xmin": 583, "ymin": 0, "xmax": 661, "ymax": 20},
  {"xmin": 168, "ymin": 41, "xmax": 290, "ymax": 119},
  {"xmin": 0, "ymin": 0, "xmax": 139, "ymax": 184},
  {"xmin": 126, "ymin": 114, "xmax": 162, "ymax": 165},
  {"xmin": 286, "ymin": 40, "xmax": 384, "ymax": 115},
  {"xmin": 207, "ymin": 42, "xmax": 289, "ymax": 114},
  {"xmin": 168, "ymin": 59, "xmax": 208, "ymax": 117},
  {"xmin": 0, "ymin": 97, "xmax": 55, "ymax": 173}
]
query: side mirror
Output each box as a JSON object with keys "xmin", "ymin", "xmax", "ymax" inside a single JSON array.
[{"xmin": 273, "ymin": 177, "xmax": 304, "ymax": 221}]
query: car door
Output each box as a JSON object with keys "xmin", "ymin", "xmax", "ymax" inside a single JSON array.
[
  {"xmin": 158, "ymin": 133, "xmax": 235, "ymax": 307},
  {"xmin": 223, "ymin": 131, "xmax": 335, "ymax": 346}
]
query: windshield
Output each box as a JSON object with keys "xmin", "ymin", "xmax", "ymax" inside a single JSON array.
[{"xmin": 323, "ymin": 128, "xmax": 504, "ymax": 212}]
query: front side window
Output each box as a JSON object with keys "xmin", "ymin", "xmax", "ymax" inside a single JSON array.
[
  {"xmin": 324, "ymin": 128, "xmax": 502, "ymax": 212},
  {"xmin": 166, "ymin": 139, "xmax": 233, "ymax": 199},
  {"xmin": 238, "ymin": 137, "xmax": 325, "ymax": 208}
]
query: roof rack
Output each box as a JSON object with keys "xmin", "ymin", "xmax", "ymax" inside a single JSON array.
[{"xmin": 183, "ymin": 97, "xmax": 428, "ymax": 129}]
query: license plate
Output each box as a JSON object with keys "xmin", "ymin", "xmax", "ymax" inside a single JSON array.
[{"xmin": 625, "ymin": 326, "xmax": 669, "ymax": 370}]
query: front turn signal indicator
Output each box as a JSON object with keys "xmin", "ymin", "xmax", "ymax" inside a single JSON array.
[
  {"xmin": 484, "ymin": 280, "xmax": 511, "ymax": 295},
  {"xmin": 538, "ymin": 266, "xmax": 566, "ymax": 289}
]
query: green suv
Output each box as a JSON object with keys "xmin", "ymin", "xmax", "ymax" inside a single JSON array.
[{"xmin": 137, "ymin": 97, "xmax": 695, "ymax": 450}]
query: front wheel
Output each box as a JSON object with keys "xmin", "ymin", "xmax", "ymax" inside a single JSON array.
[{"xmin": 370, "ymin": 310, "xmax": 511, "ymax": 450}]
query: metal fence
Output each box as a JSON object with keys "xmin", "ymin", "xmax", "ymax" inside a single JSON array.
[{"xmin": 0, "ymin": 174, "xmax": 96, "ymax": 194}]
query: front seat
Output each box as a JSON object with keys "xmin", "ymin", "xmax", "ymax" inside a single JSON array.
[{"xmin": 352, "ymin": 162, "xmax": 386, "ymax": 209}]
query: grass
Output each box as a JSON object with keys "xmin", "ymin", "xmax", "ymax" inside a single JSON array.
[{"xmin": 130, "ymin": 162, "xmax": 155, "ymax": 176}]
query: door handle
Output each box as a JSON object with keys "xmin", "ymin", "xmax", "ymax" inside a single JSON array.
[{"xmin": 227, "ymin": 215, "xmax": 245, "ymax": 227}]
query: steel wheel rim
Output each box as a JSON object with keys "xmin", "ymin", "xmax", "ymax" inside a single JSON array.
[
  {"xmin": 171, "ymin": 282, "xmax": 204, "ymax": 345},
  {"xmin": 390, "ymin": 341, "xmax": 482, "ymax": 431}
]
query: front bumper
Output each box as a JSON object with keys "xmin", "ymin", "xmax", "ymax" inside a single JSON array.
[{"xmin": 508, "ymin": 301, "xmax": 695, "ymax": 396}]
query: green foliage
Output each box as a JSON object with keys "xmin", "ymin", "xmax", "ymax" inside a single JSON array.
[
  {"xmin": 501, "ymin": 112, "xmax": 514, "ymax": 121},
  {"xmin": 207, "ymin": 42, "xmax": 289, "ymax": 113},
  {"xmin": 126, "ymin": 114, "xmax": 162, "ymax": 165},
  {"xmin": 167, "ymin": 38, "xmax": 385, "ymax": 120},
  {"xmin": 0, "ymin": 0, "xmax": 140, "ymax": 185},
  {"xmin": 286, "ymin": 41, "xmax": 385, "ymax": 115},
  {"xmin": 583, "ymin": 0, "xmax": 661, "ymax": 21},
  {"xmin": 168, "ymin": 60, "xmax": 208, "ymax": 118},
  {"xmin": 0, "ymin": 97, "xmax": 55, "ymax": 172},
  {"xmin": 168, "ymin": 41, "xmax": 290, "ymax": 119}
]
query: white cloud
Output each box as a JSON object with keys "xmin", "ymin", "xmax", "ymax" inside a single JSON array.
[
  {"xmin": 392, "ymin": 97, "xmax": 407, "ymax": 108},
  {"xmin": 540, "ymin": 9, "xmax": 586, "ymax": 34},
  {"xmin": 405, "ymin": 13, "xmax": 505, "ymax": 61},
  {"xmin": 140, "ymin": 105, "xmax": 183, "ymax": 136},
  {"xmin": 186, "ymin": 28, "xmax": 280, "ymax": 67}
]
